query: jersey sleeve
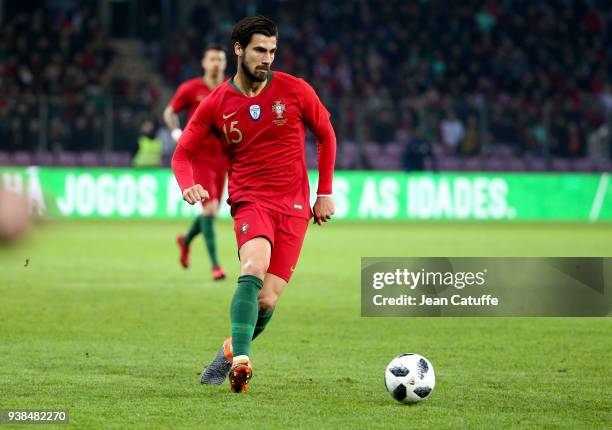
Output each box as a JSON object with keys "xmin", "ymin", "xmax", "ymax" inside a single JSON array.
[
  {"xmin": 171, "ymin": 95, "xmax": 216, "ymax": 191},
  {"xmin": 299, "ymin": 80, "xmax": 337, "ymax": 195},
  {"xmin": 168, "ymin": 83, "xmax": 189, "ymax": 113}
]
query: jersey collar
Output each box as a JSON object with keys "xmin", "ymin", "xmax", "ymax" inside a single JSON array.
[{"xmin": 229, "ymin": 71, "xmax": 274, "ymax": 97}]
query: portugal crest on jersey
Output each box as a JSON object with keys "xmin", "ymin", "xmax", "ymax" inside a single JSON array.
[
  {"xmin": 272, "ymin": 100, "xmax": 287, "ymax": 126},
  {"xmin": 272, "ymin": 100, "xmax": 285, "ymax": 118},
  {"xmin": 249, "ymin": 104, "xmax": 261, "ymax": 120}
]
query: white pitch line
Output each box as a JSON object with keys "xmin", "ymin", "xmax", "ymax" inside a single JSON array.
[{"xmin": 589, "ymin": 173, "xmax": 609, "ymax": 222}]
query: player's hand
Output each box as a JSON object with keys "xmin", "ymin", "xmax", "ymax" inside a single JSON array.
[
  {"xmin": 171, "ymin": 128, "xmax": 182, "ymax": 142},
  {"xmin": 313, "ymin": 196, "xmax": 335, "ymax": 225},
  {"xmin": 182, "ymin": 185, "xmax": 209, "ymax": 205}
]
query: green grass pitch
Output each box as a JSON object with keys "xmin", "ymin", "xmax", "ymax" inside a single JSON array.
[{"xmin": 1, "ymin": 220, "xmax": 611, "ymax": 429}]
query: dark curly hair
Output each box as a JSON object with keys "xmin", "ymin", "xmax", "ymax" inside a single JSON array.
[{"xmin": 231, "ymin": 15, "xmax": 278, "ymax": 49}]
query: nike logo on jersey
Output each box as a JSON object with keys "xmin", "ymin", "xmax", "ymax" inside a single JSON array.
[{"xmin": 222, "ymin": 111, "xmax": 237, "ymax": 119}]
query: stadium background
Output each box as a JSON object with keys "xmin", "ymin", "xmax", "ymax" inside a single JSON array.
[
  {"xmin": 1, "ymin": 1, "xmax": 611, "ymax": 429},
  {"xmin": 2, "ymin": 0, "xmax": 611, "ymax": 172}
]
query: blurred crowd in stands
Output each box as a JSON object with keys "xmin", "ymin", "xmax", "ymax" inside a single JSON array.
[
  {"xmin": 0, "ymin": 2, "xmax": 160, "ymax": 157},
  {"xmin": 1, "ymin": 0, "xmax": 611, "ymax": 171}
]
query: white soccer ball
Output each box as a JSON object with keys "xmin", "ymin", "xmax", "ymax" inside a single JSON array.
[{"xmin": 384, "ymin": 353, "xmax": 435, "ymax": 404}]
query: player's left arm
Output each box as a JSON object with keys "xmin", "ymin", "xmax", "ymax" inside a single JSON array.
[{"xmin": 300, "ymin": 80, "xmax": 337, "ymax": 225}]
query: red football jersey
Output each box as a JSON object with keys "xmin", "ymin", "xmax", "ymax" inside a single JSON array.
[
  {"xmin": 169, "ymin": 77, "xmax": 212, "ymax": 119},
  {"xmin": 169, "ymin": 77, "xmax": 226, "ymax": 167},
  {"xmin": 173, "ymin": 71, "xmax": 336, "ymax": 219}
]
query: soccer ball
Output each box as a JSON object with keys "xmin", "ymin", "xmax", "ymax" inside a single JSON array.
[{"xmin": 384, "ymin": 353, "xmax": 435, "ymax": 404}]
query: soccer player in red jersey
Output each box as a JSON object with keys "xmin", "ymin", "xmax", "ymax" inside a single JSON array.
[
  {"xmin": 172, "ymin": 16, "xmax": 336, "ymax": 393},
  {"xmin": 163, "ymin": 44, "xmax": 228, "ymax": 281}
]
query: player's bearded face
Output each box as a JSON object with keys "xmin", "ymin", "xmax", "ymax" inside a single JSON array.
[{"xmin": 240, "ymin": 34, "xmax": 276, "ymax": 83}]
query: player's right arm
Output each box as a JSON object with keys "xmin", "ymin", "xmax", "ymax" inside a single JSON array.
[
  {"xmin": 171, "ymin": 96, "xmax": 215, "ymax": 205},
  {"xmin": 163, "ymin": 105, "xmax": 183, "ymax": 142},
  {"xmin": 164, "ymin": 84, "xmax": 188, "ymax": 142}
]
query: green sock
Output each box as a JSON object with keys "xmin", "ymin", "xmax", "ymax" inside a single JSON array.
[
  {"xmin": 199, "ymin": 215, "xmax": 219, "ymax": 267},
  {"xmin": 230, "ymin": 275, "xmax": 263, "ymax": 357},
  {"xmin": 183, "ymin": 215, "xmax": 203, "ymax": 246},
  {"xmin": 252, "ymin": 309, "xmax": 274, "ymax": 340}
]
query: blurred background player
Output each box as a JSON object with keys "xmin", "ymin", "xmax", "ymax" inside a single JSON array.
[{"xmin": 163, "ymin": 44, "xmax": 228, "ymax": 281}]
